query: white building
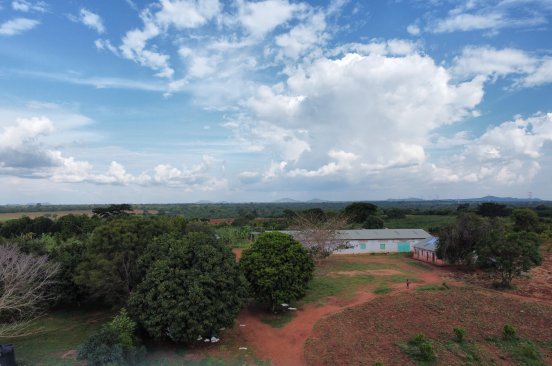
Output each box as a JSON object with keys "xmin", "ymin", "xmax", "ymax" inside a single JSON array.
[{"xmin": 282, "ymin": 229, "xmax": 432, "ymax": 254}]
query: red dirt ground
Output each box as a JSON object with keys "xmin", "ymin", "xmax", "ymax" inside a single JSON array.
[{"xmin": 210, "ymin": 254, "xmax": 448, "ymax": 365}]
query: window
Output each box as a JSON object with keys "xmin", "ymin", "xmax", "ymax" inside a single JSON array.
[
  {"xmin": 380, "ymin": 243, "xmax": 386, "ymax": 250},
  {"xmin": 359, "ymin": 243, "xmax": 366, "ymax": 250}
]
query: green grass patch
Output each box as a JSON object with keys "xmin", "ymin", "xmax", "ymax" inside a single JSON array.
[
  {"xmin": 416, "ymin": 284, "xmax": 449, "ymax": 292},
  {"xmin": 397, "ymin": 334, "xmax": 437, "ymax": 365},
  {"xmin": 259, "ymin": 311, "xmax": 296, "ymax": 328},
  {"xmin": 2, "ymin": 309, "xmax": 113, "ymax": 366},
  {"xmin": 489, "ymin": 337, "xmax": 545, "ymax": 366},
  {"xmin": 319, "ymin": 260, "xmax": 397, "ymax": 274},
  {"xmin": 406, "ymin": 260, "xmax": 433, "ymax": 271},
  {"xmin": 300, "ymin": 274, "xmax": 375, "ymax": 305},
  {"xmin": 445, "ymin": 340, "xmax": 482, "ymax": 365},
  {"xmin": 373, "ymin": 284, "xmax": 392, "ymax": 295}
]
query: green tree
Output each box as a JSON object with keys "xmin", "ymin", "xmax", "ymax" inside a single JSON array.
[
  {"xmin": 74, "ymin": 217, "xmax": 167, "ymax": 304},
  {"xmin": 362, "ymin": 215, "xmax": 384, "ymax": 229},
  {"xmin": 477, "ymin": 230, "xmax": 542, "ymax": 288},
  {"xmin": 477, "ymin": 202, "xmax": 510, "ymax": 217},
  {"xmin": 129, "ymin": 233, "xmax": 246, "ymax": 342},
  {"xmin": 240, "ymin": 232, "xmax": 314, "ymax": 311},
  {"xmin": 512, "ymin": 208, "xmax": 541, "ymax": 232},
  {"xmin": 438, "ymin": 213, "xmax": 487, "ymax": 265},
  {"xmin": 344, "ymin": 202, "xmax": 378, "ymax": 224},
  {"xmin": 92, "ymin": 204, "xmax": 134, "ymax": 219}
]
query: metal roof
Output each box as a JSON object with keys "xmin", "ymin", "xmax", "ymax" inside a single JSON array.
[
  {"xmin": 413, "ymin": 236, "xmax": 439, "ymax": 251},
  {"xmin": 281, "ymin": 229, "xmax": 432, "ymax": 240}
]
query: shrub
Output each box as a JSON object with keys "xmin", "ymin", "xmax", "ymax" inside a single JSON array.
[
  {"xmin": 77, "ymin": 309, "xmax": 144, "ymax": 366},
  {"xmin": 409, "ymin": 333, "xmax": 426, "ymax": 346},
  {"xmin": 503, "ymin": 324, "xmax": 516, "ymax": 340},
  {"xmin": 418, "ymin": 341, "xmax": 436, "ymax": 361},
  {"xmin": 453, "ymin": 327, "xmax": 465, "ymax": 343}
]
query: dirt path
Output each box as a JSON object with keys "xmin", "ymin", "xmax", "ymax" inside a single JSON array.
[{"xmin": 234, "ymin": 258, "xmax": 449, "ymax": 366}]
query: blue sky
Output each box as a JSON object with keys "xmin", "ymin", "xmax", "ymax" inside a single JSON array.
[{"xmin": 1, "ymin": 0, "xmax": 552, "ymax": 203}]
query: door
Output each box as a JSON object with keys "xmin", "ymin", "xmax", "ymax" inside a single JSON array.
[{"xmin": 397, "ymin": 241, "xmax": 411, "ymax": 252}]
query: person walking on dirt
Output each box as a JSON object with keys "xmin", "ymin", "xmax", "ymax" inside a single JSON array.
[{"xmin": 406, "ymin": 279, "xmax": 410, "ymax": 289}]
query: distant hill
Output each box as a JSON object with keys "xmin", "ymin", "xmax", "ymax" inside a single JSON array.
[
  {"xmin": 195, "ymin": 200, "xmax": 214, "ymax": 204},
  {"xmin": 386, "ymin": 197, "xmax": 424, "ymax": 202},
  {"xmin": 308, "ymin": 198, "xmax": 330, "ymax": 203},
  {"xmin": 462, "ymin": 196, "xmax": 542, "ymax": 203},
  {"xmin": 274, "ymin": 198, "xmax": 299, "ymax": 203}
]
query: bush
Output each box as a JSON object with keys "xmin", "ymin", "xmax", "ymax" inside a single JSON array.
[
  {"xmin": 453, "ymin": 327, "xmax": 465, "ymax": 343},
  {"xmin": 77, "ymin": 309, "xmax": 144, "ymax": 366},
  {"xmin": 418, "ymin": 341, "xmax": 436, "ymax": 361},
  {"xmin": 409, "ymin": 333, "xmax": 426, "ymax": 346},
  {"xmin": 503, "ymin": 324, "xmax": 516, "ymax": 340}
]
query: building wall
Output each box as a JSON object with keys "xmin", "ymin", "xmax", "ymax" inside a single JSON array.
[
  {"xmin": 413, "ymin": 248, "xmax": 445, "ymax": 266},
  {"xmin": 334, "ymin": 238, "xmax": 427, "ymax": 254}
]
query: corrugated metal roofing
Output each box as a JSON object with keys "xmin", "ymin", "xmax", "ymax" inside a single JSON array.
[
  {"xmin": 413, "ymin": 236, "xmax": 439, "ymax": 251},
  {"xmin": 281, "ymin": 229, "xmax": 431, "ymax": 240}
]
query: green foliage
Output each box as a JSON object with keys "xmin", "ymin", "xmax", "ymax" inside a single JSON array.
[
  {"xmin": 477, "ymin": 202, "xmax": 510, "ymax": 217},
  {"xmin": 77, "ymin": 326, "xmax": 145, "ymax": 366},
  {"xmin": 109, "ymin": 309, "xmax": 136, "ymax": 348},
  {"xmin": 49, "ymin": 237, "xmax": 89, "ymax": 306},
  {"xmin": 373, "ymin": 284, "xmax": 391, "ymax": 295},
  {"xmin": 453, "ymin": 327, "xmax": 465, "ymax": 343},
  {"xmin": 363, "ymin": 215, "xmax": 384, "ymax": 229},
  {"xmin": 405, "ymin": 333, "xmax": 436, "ymax": 362},
  {"xmin": 385, "ymin": 208, "xmax": 408, "ymax": 219},
  {"xmin": 512, "ymin": 208, "xmax": 541, "ymax": 232},
  {"xmin": 240, "ymin": 232, "xmax": 314, "ymax": 311},
  {"xmin": 74, "ymin": 217, "xmax": 169, "ymax": 304},
  {"xmin": 344, "ymin": 202, "xmax": 379, "ymax": 223},
  {"xmin": 438, "ymin": 213, "xmax": 487, "ymax": 265},
  {"xmin": 477, "ymin": 230, "xmax": 542, "ymax": 288},
  {"xmin": 503, "ymin": 324, "xmax": 517, "ymax": 340},
  {"xmin": 92, "ymin": 204, "xmax": 134, "ymax": 219},
  {"xmin": 129, "ymin": 233, "xmax": 246, "ymax": 342},
  {"xmin": 418, "ymin": 341, "xmax": 436, "ymax": 361}
]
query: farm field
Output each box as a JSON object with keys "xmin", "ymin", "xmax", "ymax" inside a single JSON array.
[{"xmin": 5, "ymin": 252, "xmax": 552, "ymax": 365}]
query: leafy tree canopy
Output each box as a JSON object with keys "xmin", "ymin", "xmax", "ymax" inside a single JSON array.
[
  {"xmin": 344, "ymin": 202, "xmax": 379, "ymax": 223},
  {"xmin": 240, "ymin": 232, "xmax": 314, "ymax": 311},
  {"xmin": 129, "ymin": 233, "xmax": 246, "ymax": 342},
  {"xmin": 92, "ymin": 204, "xmax": 134, "ymax": 219},
  {"xmin": 512, "ymin": 208, "xmax": 541, "ymax": 233},
  {"xmin": 477, "ymin": 202, "xmax": 510, "ymax": 218}
]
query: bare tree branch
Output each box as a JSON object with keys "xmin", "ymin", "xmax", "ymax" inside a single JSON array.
[
  {"xmin": 0, "ymin": 244, "xmax": 59, "ymax": 337},
  {"xmin": 290, "ymin": 213, "xmax": 349, "ymax": 263}
]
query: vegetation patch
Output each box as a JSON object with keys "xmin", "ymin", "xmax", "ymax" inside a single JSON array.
[
  {"xmin": 373, "ymin": 284, "xmax": 392, "ymax": 295},
  {"xmin": 415, "ymin": 284, "xmax": 449, "ymax": 291},
  {"xmin": 406, "ymin": 260, "xmax": 433, "ymax": 271}
]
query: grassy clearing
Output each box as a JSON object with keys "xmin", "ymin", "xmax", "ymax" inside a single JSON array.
[
  {"xmin": 318, "ymin": 259, "xmax": 398, "ymax": 274},
  {"xmin": 373, "ymin": 284, "xmax": 392, "ymax": 295},
  {"xmin": 2, "ymin": 309, "xmax": 113, "ymax": 366},
  {"xmin": 259, "ymin": 311, "xmax": 296, "ymax": 328},
  {"xmin": 300, "ymin": 274, "xmax": 375, "ymax": 305}
]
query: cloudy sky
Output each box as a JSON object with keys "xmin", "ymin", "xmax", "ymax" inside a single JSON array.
[{"xmin": 1, "ymin": 0, "xmax": 552, "ymax": 203}]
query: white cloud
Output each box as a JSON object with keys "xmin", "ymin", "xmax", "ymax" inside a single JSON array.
[
  {"xmin": 12, "ymin": 0, "xmax": 47, "ymax": 13},
  {"xmin": 0, "ymin": 17, "xmax": 39, "ymax": 36},
  {"xmin": 79, "ymin": 9, "xmax": 105, "ymax": 34},
  {"xmin": 155, "ymin": 0, "xmax": 220, "ymax": 29},
  {"xmin": 241, "ymin": 47, "xmax": 484, "ymax": 175},
  {"xmin": 430, "ymin": 113, "xmax": 552, "ymax": 185},
  {"xmin": 237, "ymin": 0, "xmax": 302, "ymax": 38},
  {"xmin": 521, "ymin": 58, "xmax": 552, "ymax": 87},
  {"xmin": 275, "ymin": 11, "xmax": 327, "ymax": 60},
  {"xmin": 433, "ymin": 12, "xmax": 505, "ymax": 33},
  {"xmin": 452, "ymin": 46, "xmax": 536, "ymax": 79},
  {"xmin": 406, "ymin": 24, "xmax": 420, "ymax": 36}
]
